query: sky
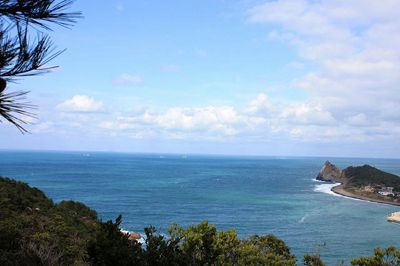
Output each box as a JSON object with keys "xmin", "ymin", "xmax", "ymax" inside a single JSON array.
[{"xmin": 1, "ymin": 0, "xmax": 400, "ymax": 158}]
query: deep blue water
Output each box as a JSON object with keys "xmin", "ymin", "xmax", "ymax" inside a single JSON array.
[{"xmin": 1, "ymin": 150, "xmax": 400, "ymax": 265}]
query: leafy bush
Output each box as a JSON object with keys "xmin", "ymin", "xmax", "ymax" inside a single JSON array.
[{"xmin": 351, "ymin": 246, "xmax": 400, "ymax": 266}]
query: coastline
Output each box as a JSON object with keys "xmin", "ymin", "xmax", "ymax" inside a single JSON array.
[{"xmin": 330, "ymin": 183, "xmax": 400, "ymax": 207}]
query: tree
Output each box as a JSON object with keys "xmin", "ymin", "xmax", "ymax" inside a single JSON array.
[
  {"xmin": 0, "ymin": 0, "xmax": 81, "ymax": 132},
  {"xmin": 141, "ymin": 225, "xmax": 185, "ymax": 266},
  {"xmin": 303, "ymin": 254, "xmax": 326, "ymax": 266},
  {"xmin": 86, "ymin": 215, "xmax": 143, "ymax": 266},
  {"xmin": 169, "ymin": 220, "xmax": 296, "ymax": 266},
  {"xmin": 351, "ymin": 246, "xmax": 400, "ymax": 266}
]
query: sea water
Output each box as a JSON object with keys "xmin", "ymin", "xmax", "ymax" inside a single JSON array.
[{"xmin": 1, "ymin": 150, "xmax": 400, "ymax": 265}]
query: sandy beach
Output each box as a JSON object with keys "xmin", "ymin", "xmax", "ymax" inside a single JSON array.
[{"xmin": 331, "ymin": 184, "xmax": 400, "ymax": 207}]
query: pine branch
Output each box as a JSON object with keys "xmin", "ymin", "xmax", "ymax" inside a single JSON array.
[
  {"xmin": 0, "ymin": 23, "xmax": 63, "ymax": 79},
  {"xmin": 0, "ymin": 90, "xmax": 36, "ymax": 133},
  {"xmin": 0, "ymin": 0, "xmax": 81, "ymax": 132},
  {"xmin": 0, "ymin": 0, "xmax": 82, "ymax": 29}
]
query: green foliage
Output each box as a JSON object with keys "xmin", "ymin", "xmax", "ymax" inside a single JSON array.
[
  {"xmin": 343, "ymin": 165, "xmax": 400, "ymax": 189},
  {"xmin": 0, "ymin": 177, "xmax": 53, "ymax": 216},
  {"xmin": 87, "ymin": 219, "xmax": 297, "ymax": 266},
  {"xmin": 140, "ymin": 225, "xmax": 184, "ymax": 265},
  {"xmin": 303, "ymin": 254, "xmax": 326, "ymax": 266},
  {"xmin": 0, "ymin": 177, "xmax": 99, "ymax": 265},
  {"xmin": 87, "ymin": 215, "xmax": 142, "ymax": 266},
  {"xmin": 165, "ymin": 221, "xmax": 296, "ymax": 266},
  {"xmin": 351, "ymin": 246, "xmax": 400, "ymax": 266},
  {"xmin": 234, "ymin": 235, "xmax": 296, "ymax": 266},
  {"xmin": 213, "ymin": 228, "xmax": 240, "ymax": 263},
  {"xmin": 176, "ymin": 221, "xmax": 220, "ymax": 265}
]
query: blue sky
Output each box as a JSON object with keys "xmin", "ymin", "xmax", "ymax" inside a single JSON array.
[{"xmin": 1, "ymin": 0, "xmax": 400, "ymax": 158}]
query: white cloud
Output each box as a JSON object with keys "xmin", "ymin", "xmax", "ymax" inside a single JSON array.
[
  {"xmin": 248, "ymin": 0, "xmax": 400, "ymax": 142},
  {"xmin": 113, "ymin": 73, "xmax": 143, "ymax": 86},
  {"xmin": 57, "ymin": 95, "xmax": 103, "ymax": 112},
  {"xmin": 90, "ymin": 93, "xmax": 347, "ymax": 141},
  {"xmin": 281, "ymin": 103, "xmax": 336, "ymax": 126},
  {"xmin": 245, "ymin": 93, "xmax": 273, "ymax": 115},
  {"xmin": 95, "ymin": 100, "xmax": 270, "ymax": 140},
  {"xmin": 43, "ymin": 90, "xmax": 398, "ymax": 146}
]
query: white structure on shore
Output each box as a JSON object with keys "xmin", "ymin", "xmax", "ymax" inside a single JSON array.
[{"xmin": 379, "ymin": 187, "xmax": 394, "ymax": 196}]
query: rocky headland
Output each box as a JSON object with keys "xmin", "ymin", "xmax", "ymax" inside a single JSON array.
[
  {"xmin": 316, "ymin": 161, "xmax": 400, "ymax": 207},
  {"xmin": 316, "ymin": 161, "xmax": 344, "ymax": 183}
]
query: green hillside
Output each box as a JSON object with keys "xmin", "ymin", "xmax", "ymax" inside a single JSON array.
[
  {"xmin": 343, "ymin": 165, "xmax": 400, "ymax": 190},
  {"xmin": 0, "ymin": 177, "xmax": 99, "ymax": 265}
]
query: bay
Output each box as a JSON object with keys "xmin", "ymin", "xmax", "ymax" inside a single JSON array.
[{"xmin": 1, "ymin": 150, "xmax": 399, "ymax": 264}]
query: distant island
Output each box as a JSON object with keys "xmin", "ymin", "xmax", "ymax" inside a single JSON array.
[{"xmin": 316, "ymin": 161, "xmax": 400, "ymax": 206}]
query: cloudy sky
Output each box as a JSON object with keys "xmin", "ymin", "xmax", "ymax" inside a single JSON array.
[{"xmin": 1, "ymin": 0, "xmax": 400, "ymax": 158}]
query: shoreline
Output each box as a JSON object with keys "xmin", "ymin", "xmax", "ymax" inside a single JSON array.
[{"xmin": 330, "ymin": 183, "xmax": 400, "ymax": 207}]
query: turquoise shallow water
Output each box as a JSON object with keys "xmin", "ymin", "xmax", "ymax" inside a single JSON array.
[{"xmin": 1, "ymin": 151, "xmax": 400, "ymax": 265}]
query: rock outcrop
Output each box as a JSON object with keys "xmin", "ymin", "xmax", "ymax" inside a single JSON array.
[
  {"xmin": 387, "ymin": 212, "xmax": 400, "ymax": 224},
  {"xmin": 316, "ymin": 161, "xmax": 343, "ymax": 182},
  {"xmin": 128, "ymin": 232, "xmax": 141, "ymax": 241}
]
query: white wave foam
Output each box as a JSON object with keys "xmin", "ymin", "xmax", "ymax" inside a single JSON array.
[
  {"xmin": 313, "ymin": 183, "xmax": 366, "ymax": 202},
  {"xmin": 313, "ymin": 182, "xmax": 342, "ymax": 196},
  {"xmin": 298, "ymin": 213, "xmax": 309, "ymax": 223}
]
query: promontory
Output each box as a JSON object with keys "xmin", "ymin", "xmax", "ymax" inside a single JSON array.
[{"xmin": 316, "ymin": 161, "xmax": 400, "ymax": 206}]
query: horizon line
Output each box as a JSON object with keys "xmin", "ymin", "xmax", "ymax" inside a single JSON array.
[{"xmin": 1, "ymin": 148, "xmax": 399, "ymax": 160}]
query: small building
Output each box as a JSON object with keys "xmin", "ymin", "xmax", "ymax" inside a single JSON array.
[{"xmin": 378, "ymin": 186, "xmax": 394, "ymax": 196}]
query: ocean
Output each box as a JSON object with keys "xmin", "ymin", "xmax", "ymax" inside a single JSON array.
[{"xmin": 1, "ymin": 150, "xmax": 400, "ymax": 264}]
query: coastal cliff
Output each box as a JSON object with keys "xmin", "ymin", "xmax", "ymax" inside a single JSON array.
[
  {"xmin": 316, "ymin": 161, "xmax": 343, "ymax": 182},
  {"xmin": 316, "ymin": 162, "xmax": 400, "ymax": 206}
]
